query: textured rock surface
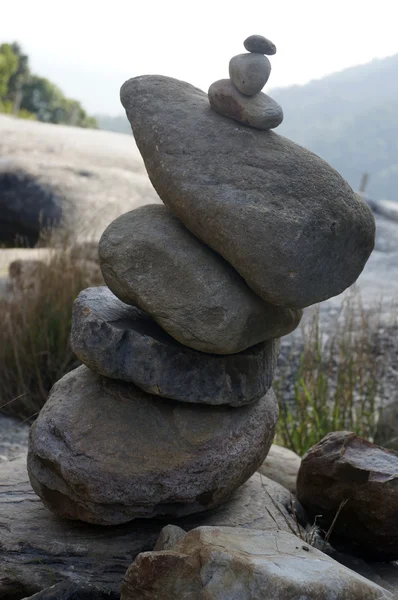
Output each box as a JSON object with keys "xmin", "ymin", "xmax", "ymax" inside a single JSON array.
[
  {"xmin": 71, "ymin": 286, "xmax": 279, "ymax": 406},
  {"xmin": 257, "ymin": 443, "xmax": 301, "ymax": 493},
  {"xmin": 229, "ymin": 53, "xmax": 271, "ymax": 95},
  {"xmin": 153, "ymin": 525, "xmax": 186, "ymax": 551},
  {"xmin": 99, "ymin": 205, "xmax": 302, "ymax": 354},
  {"xmin": 22, "ymin": 583, "xmax": 116, "ymax": 600},
  {"xmin": 209, "ymin": 78, "xmax": 283, "ymax": 129},
  {"xmin": 1, "ymin": 458, "xmax": 310, "ymax": 599},
  {"xmin": 297, "ymin": 431, "xmax": 398, "ymax": 560},
  {"xmin": 244, "ymin": 34, "xmax": 276, "ymax": 55},
  {"xmin": 28, "ymin": 366, "xmax": 279, "ymax": 525},
  {"xmin": 121, "ymin": 75, "xmax": 375, "ymax": 308},
  {"xmin": 121, "ymin": 528, "xmax": 393, "ymax": 600}
]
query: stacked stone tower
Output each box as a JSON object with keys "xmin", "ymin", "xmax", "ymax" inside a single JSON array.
[{"xmin": 27, "ymin": 36, "xmax": 375, "ymax": 526}]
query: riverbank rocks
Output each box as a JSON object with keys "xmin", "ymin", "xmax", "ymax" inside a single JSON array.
[
  {"xmin": 70, "ymin": 287, "xmax": 279, "ymax": 406},
  {"xmin": 121, "ymin": 74, "xmax": 375, "ymax": 308},
  {"xmin": 28, "ymin": 366, "xmax": 278, "ymax": 525},
  {"xmin": 29, "ymin": 33, "xmax": 374, "ymax": 559},
  {"xmin": 121, "ymin": 528, "xmax": 393, "ymax": 600},
  {"xmin": 99, "ymin": 205, "xmax": 302, "ymax": 354},
  {"xmin": 297, "ymin": 431, "xmax": 398, "ymax": 561}
]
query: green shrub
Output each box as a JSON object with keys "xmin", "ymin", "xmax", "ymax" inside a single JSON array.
[
  {"xmin": 0, "ymin": 232, "xmax": 102, "ymax": 419},
  {"xmin": 274, "ymin": 291, "xmax": 386, "ymax": 456}
]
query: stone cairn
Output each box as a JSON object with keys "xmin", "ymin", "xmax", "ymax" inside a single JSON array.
[{"xmin": 27, "ymin": 35, "xmax": 375, "ymax": 526}]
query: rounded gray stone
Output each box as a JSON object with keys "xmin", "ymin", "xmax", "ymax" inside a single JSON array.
[
  {"xmin": 208, "ymin": 78, "xmax": 283, "ymax": 130},
  {"xmin": 120, "ymin": 75, "xmax": 375, "ymax": 308},
  {"xmin": 27, "ymin": 366, "xmax": 279, "ymax": 525},
  {"xmin": 70, "ymin": 286, "xmax": 280, "ymax": 407},
  {"xmin": 99, "ymin": 205, "xmax": 301, "ymax": 354},
  {"xmin": 244, "ymin": 34, "xmax": 276, "ymax": 55},
  {"xmin": 229, "ymin": 53, "xmax": 271, "ymax": 96}
]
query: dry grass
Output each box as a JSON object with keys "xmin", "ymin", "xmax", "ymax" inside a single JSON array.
[
  {"xmin": 274, "ymin": 289, "xmax": 387, "ymax": 456},
  {"xmin": 0, "ymin": 230, "xmax": 103, "ymax": 419}
]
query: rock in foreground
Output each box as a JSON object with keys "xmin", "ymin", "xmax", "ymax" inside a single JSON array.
[
  {"xmin": 121, "ymin": 75, "xmax": 375, "ymax": 308},
  {"xmin": 297, "ymin": 431, "xmax": 398, "ymax": 561},
  {"xmin": 99, "ymin": 205, "xmax": 301, "ymax": 354},
  {"xmin": 71, "ymin": 286, "xmax": 279, "ymax": 406},
  {"xmin": 0, "ymin": 457, "xmax": 308, "ymax": 599},
  {"xmin": 28, "ymin": 366, "xmax": 278, "ymax": 524},
  {"xmin": 121, "ymin": 527, "xmax": 393, "ymax": 600}
]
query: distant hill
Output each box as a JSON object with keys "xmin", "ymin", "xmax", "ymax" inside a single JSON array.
[{"xmin": 97, "ymin": 54, "xmax": 398, "ymax": 200}]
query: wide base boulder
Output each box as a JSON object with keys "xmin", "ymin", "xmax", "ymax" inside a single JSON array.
[
  {"xmin": 121, "ymin": 527, "xmax": 393, "ymax": 599},
  {"xmin": 0, "ymin": 457, "xmax": 307, "ymax": 599},
  {"xmin": 28, "ymin": 366, "xmax": 279, "ymax": 525},
  {"xmin": 71, "ymin": 286, "xmax": 279, "ymax": 406}
]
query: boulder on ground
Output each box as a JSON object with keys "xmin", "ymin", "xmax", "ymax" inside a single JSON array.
[
  {"xmin": 297, "ymin": 431, "xmax": 398, "ymax": 561},
  {"xmin": 28, "ymin": 366, "xmax": 279, "ymax": 525},
  {"xmin": 121, "ymin": 75, "xmax": 375, "ymax": 308},
  {"xmin": 99, "ymin": 205, "xmax": 302, "ymax": 354},
  {"xmin": 121, "ymin": 527, "xmax": 393, "ymax": 599},
  {"xmin": 71, "ymin": 286, "xmax": 279, "ymax": 406}
]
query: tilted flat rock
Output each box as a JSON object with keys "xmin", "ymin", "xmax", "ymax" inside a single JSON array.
[
  {"xmin": 28, "ymin": 366, "xmax": 279, "ymax": 525},
  {"xmin": 120, "ymin": 75, "xmax": 375, "ymax": 308},
  {"xmin": 229, "ymin": 53, "xmax": 271, "ymax": 95},
  {"xmin": 121, "ymin": 527, "xmax": 393, "ymax": 600},
  {"xmin": 99, "ymin": 205, "xmax": 302, "ymax": 354},
  {"xmin": 1, "ymin": 458, "xmax": 309, "ymax": 598},
  {"xmin": 208, "ymin": 78, "xmax": 283, "ymax": 130},
  {"xmin": 71, "ymin": 286, "xmax": 279, "ymax": 406},
  {"xmin": 297, "ymin": 431, "xmax": 398, "ymax": 561},
  {"xmin": 257, "ymin": 443, "xmax": 301, "ymax": 493}
]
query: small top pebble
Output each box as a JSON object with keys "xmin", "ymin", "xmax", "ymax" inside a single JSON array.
[{"xmin": 244, "ymin": 35, "xmax": 276, "ymax": 55}]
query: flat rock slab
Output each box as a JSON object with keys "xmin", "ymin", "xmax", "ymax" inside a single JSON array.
[
  {"xmin": 99, "ymin": 205, "xmax": 301, "ymax": 354},
  {"xmin": 71, "ymin": 286, "xmax": 280, "ymax": 406},
  {"xmin": 0, "ymin": 457, "xmax": 306, "ymax": 600},
  {"xmin": 121, "ymin": 75, "xmax": 375, "ymax": 308},
  {"xmin": 28, "ymin": 366, "xmax": 279, "ymax": 524},
  {"xmin": 121, "ymin": 527, "xmax": 393, "ymax": 599},
  {"xmin": 21, "ymin": 583, "xmax": 115, "ymax": 600},
  {"xmin": 297, "ymin": 431, "xmax": 398, "ymax": 561}
]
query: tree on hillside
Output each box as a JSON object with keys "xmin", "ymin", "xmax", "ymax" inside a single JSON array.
[
  {"xmin": 0, "ymin": 41, "xmax": 97, "ymax": 128},
  {"xmin": 6, "ymin": 42, "xmax": 30, "ymax": 112},
  {"xmin": 0, "ymin": 43, "xmax": 18, "ymax": 100}
]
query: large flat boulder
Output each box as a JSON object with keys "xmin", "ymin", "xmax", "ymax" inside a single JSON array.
[
  {"xmin": 0, "ymin": 116, "xmax": 157, "ymax": 246},
  {"xmin": 71, "ymin": 286, "xmax": 279, "ymax": 406},
  {"xmin": 120, "ymin": 75, "xmax": 375, "ymax": 308},
  {"xmin": 99, "ymin": 205, "xmax": 302, "ymax": 354},
  {"xmin": 121, "ymin": 527, "xmax": 393, "ymax": 599},
  {"xmin": 28, "ymin": 366, "xmax": 279, "ymax": 525},
  {"xmin": 0, "ymin": 457, "xmax": 307, "ymax": 599},
  {"xmin": 297, "ymin": 431, "xmax": 398, "ymax": 561}
]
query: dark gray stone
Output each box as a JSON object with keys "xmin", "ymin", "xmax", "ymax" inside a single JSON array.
[
  {"xmin": 120, "ymin": 75, "xmax": 375, "ymax": 308},
  {"xmin": 0, "ymin": 457, "xmax": 308, "ymax": 600},
  {"xmin": 229, "ymin": 53, "xmax": 271, "ymax": 96},
  {"xmin": 98, "ymin": 205, "xmax": 302, "ymax": 355},
  {"xmin": 244, "ymin": 34, "xmax": 277, "ymax": 55},
  {"xmin": 22, "ymin": 582, "xmax": 116, "ymax": 600},
  {"xmin": 71, "ymin": 286, "xmax": 280, "ymax": 407},
  {"xmin": 28, "ymin": 366, "xmax": 279, "ymax": 525},
  {"xmin": 297, "ymin": 431, "xmax": 398, "ymax": 561},
  {"xmin": 208, "ymin": 79, "xmax": 283, "ymax": 130}
]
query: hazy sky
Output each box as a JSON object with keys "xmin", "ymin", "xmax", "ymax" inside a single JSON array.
[{"xmin": 2, "ymin": 0, "xmax": 398, "ymax": 115}]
